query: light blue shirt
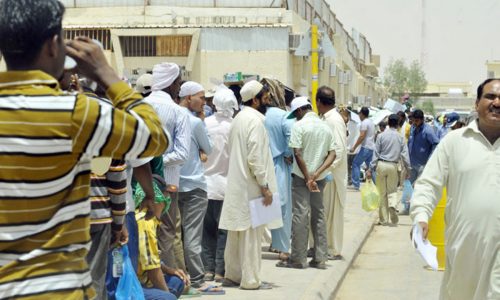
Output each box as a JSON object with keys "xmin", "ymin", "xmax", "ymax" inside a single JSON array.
[
  {"xmin": 265, "ymin": 107, "xmax": 293, "ymax": 160},
  {"xmin": 180, "ymin": 108, "xmax": 213, "ymax": 192}
]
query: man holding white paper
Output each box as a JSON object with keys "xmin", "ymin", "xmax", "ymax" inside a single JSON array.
[
  {"xmin": 219, "ymin": 80, "xmax": 282, "ymax": 290},
  {"xmin": 411, "ymin": 78, "xmax": 500, "ymax": 300}
]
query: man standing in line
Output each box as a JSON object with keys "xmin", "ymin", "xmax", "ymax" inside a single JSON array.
[
  {"xmin": 411, "ymin": 78, "xmax": 500, "ymax": 300},
  {"xmin": 277, "ymin": 97, "xmax": 336, "ymax": 270},
  {"xmin": 0, "ymin": 1, "xmax": 168, "ymax": 298},
  {"xmin": 316, "ymin": 86, "xmax": 347, "ymax": 260},
  {"xmin": 220, "ymin": 80, "xmax": 281, "ymax": 290},
  {"xmin": 178, "ymin": 81, "xmax": 213, "ymax": 289},
  {"xmin": 202, "ymin": 88, "xmax": 239, "ymax": 282},
  {"xmin": 264, "ymin": 86, "xmax": 294, "ymax": 262},
  {"xmin": 349, "ymin": 107, "xmax": 376, "ymax": 191},
  {"xmin": 367, "ymin": 114, "xmax": 410, "ymax": 226},
  {"xmin": 407, "ymin": 109, "xmax": 439, "ymax": 184},
  {"xmin": 144, "ymin": 64, "xmax": 191, "ymax": 272}
]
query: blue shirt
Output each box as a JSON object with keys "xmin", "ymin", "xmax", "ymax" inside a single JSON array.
[
  {"xmin": 144, "ymin": 91, "xmax": 191, "ymax": 187},
  {"xmin": 264, "ymin": 107, "xmax": 293, "ymax": 160},
  {"xmin": 408, "ymin": 123, "xmax": 439, "ymax": 167},
  {"xmin": 179, "ymin": 108, "xmax": 213, "ymax": 192}
]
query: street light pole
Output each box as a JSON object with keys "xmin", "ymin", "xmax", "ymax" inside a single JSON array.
[{"xmin": 311, "ymin": 23, "xmax": 319, "ymax": 112}]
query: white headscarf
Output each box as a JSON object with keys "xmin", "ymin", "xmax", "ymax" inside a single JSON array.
[
  {"xmin": 179, "ymin": 81, "xmax": 204, "ymax": 98},
  {"xmin": 213, "ymin": 87, "xmax": 238, "ymax": 118},
  {"xmin": 152, "ymin": 63, "xmax": 180, "ymax": 91}
]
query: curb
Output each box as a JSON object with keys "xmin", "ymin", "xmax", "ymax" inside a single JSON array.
[{"xmin": 300, "ymin": 211, "xmax": 377, "ymax": 300}]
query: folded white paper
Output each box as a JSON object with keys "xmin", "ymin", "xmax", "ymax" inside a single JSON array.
[
  {"xmin": 412, "ymin": 225, "xmax": 438, "ymax": 271},
  {"xmin": 249, "ymin": 193, "xmax": 282, "ymax": 228}
]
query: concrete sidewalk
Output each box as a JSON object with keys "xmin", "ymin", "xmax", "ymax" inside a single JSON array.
[{"xmin": 199, "ymin": 189, "xmax": 376, "ymax": 300}]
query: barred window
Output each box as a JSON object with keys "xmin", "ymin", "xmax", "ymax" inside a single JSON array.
[{"xmin": 64, "ymin": 29, "xmax": 112, "ymax": 50}]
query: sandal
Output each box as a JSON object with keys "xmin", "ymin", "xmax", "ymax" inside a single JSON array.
[
  {"xmin": 221, "ymin": 278, "xmax": 240, "ymax": 288},
  {"xmin": 197, "ymin": 284, "xmax": 225, "ymax": 295},
  {"xmin": 275, "ymin": 260, "xmax": 305, "ymax": 269},
  {"xmin": 278, "ymin": 252, "xmax": 290, "ymax": 261},
  {"xmin": 203, "ymin": 272, "xmax": 215, "ymax": 281},
  {"xmin": 268, "ymin": 246, "xmax": 279, "ymax": 253},
  {"xmin": 214, "ymin": 274, "xmax": 224, "ymax": 283}
]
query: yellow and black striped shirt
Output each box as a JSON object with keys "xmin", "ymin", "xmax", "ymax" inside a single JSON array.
[{"xmin": 0, "ymin": 70, "xmax": 168, "ymax": 299}]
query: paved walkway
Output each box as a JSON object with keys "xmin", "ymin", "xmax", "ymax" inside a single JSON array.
[
  {"xmin": 199, "ymin": 189, "xmax": 376, "ymax": 300},
  {"xmin": 335, "ymin": 216, "xmax": 443, "ymax": 300}
]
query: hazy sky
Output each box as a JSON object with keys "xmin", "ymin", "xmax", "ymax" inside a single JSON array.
[{"xmin": 329, "ymin": 0, "xmax": 500, "ymax": 89}]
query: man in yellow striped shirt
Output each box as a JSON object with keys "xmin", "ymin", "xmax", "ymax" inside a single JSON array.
[{"xmin": 0, "ymin": 0, "xmax": 169, "ymax": 299}]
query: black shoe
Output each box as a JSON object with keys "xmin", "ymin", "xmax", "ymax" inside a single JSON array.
[
  {"xmin": 328, "ymin": 254, "xmax": 343, "ymax": 260},
  {"xmin": 307, "ymin": 248, "xmax": 314, "ymax": 258},
  {"xmin": 308, "ymin": 260, "xmax": 327, "ymax": 269}
]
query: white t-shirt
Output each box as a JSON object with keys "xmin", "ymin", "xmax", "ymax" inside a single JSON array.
[{"xmin": 360, "ymin": 118, "xmax": 376, "ymax": 150}]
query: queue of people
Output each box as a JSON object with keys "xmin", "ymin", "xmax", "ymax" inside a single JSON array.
[{"xmin": 1, "ymin": 2, "xmax": 498, "ymax": 300}]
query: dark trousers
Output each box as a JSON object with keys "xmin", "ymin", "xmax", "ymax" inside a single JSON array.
[
  {"xmin": 202, "ymin": 200, "xmax": 227, "ymax": 276},
  {"xmin": 87, "ymin": 223, "xmax": 111, "ymax": 300}
]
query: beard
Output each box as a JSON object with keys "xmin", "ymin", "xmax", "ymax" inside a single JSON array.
[{"xmin": 258, "ymin": 103, "xmax": 270, "ymax": 115}]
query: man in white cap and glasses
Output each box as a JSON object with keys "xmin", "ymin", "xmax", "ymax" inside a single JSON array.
[
  {"xmin": 202, "ymin": 87, "xmax": 239, "ymax": 283},
  {"xmin": 220, "ymin": 80, "xmax": 282, "ymax": 290},
  {"xmin": 144, "ymin": 63, "xmax": 191, "ymax": 272},
  {"xmin": 176, "ymin": 81, "xmax": 215, "ymax": 291},
  {"xmin": 276, "ymin": 97, "xmax": 336, "ymax": 270}
]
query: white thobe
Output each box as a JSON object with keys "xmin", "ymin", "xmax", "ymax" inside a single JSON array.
[
  {"xmin": 219, "ymin": 106, "xmax": 281, "ymax": 289},
  {"xmin": 323, "ymin": 108, "xmax": 348, "ymax": 256},
  {"xmin": 219, "ymin": 106, "xmax": 281, "ymax": 231},
  {"xmin": 410, "ymin": 120, "xmax": 500, "ymax": 300}
]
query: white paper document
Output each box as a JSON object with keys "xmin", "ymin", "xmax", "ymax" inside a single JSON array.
[
  {"xmin": 249, "ymin": 193, "xmax": 282, "ymax": 228},
  {"xmin": 412, "ymin": 225, "xmax": 438, "ymax": 271}
]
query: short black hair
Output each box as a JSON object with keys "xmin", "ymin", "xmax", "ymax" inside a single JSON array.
[
  {"xmin": 413, "ymin": 109, "xmax": 424, "ymax": 120},
  {"xmin": 360, "ymin": 107, "xmax": 370, "ymax": 117},
  {"xmin": 0, "ymin": 0, "xmax": 65, "ymax": 65},
  {"xmin": 317, "ymin": 86, "xmax": 335, "ymax": 106},
  {"xmin": 388, "ymin": 114, "xmax": 399, "ymax": 127},
  {"xmin": 477, "ymin": 78, "xmax": 500, "ymax": 100}
]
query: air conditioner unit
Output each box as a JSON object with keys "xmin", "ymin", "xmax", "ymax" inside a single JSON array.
[
  {"xmin": 329, "ymin": 64, "xmax": 337, "ymax": 77},
  {"xmin": 319, "ymin": 57, "xmax": 326, "ymax": 71},
  {"xmin": 345, "ymin": 70, "xmax": 352, "ymax": 82},
  {"xmin": 289, "ymin": 34, "xmax": 302, "ymax": 50}
]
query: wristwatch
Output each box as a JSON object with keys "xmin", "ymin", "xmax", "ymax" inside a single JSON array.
[{"xmin": 260, "ymin": 183, "xmax": 269, "ymax": 190}]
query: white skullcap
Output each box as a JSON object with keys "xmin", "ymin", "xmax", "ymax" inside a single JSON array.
[
  {"xmin": 64, "ymin": 56, "xmax": 77, "ymax": 70},
  {"xmin": 240, "ymin": 80, "xmax": 264, "ymax": 103},
  {"xmin": 213, "ymin": 88, "xmax": 238, "ymax": 117},
  {"xmin": 135, "ymin": 73, "xmax": 153, "ymax": 94},
  {"xmin": 152, "ymin": 63, "xmax": 180, "ymax": 91},
  {"xmin": 179, "ymin": 81, "xmax": 204, "ymax": 98}
]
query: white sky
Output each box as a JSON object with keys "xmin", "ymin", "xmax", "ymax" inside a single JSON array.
[{"xmin": 328, "ymin": 0, "xmax": 500, "ymax": 89}]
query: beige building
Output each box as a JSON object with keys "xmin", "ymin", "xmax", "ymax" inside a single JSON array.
[
  {"xmin": 487, "ymin": 60, "xmax": 500, "ymax": 79},
  {"xmin": 0, "ymin": 0, "xmax": 385, "ymax": 105},
  {"xmin": 417, "ymin": 81, "xmax": 475, "ymax": 113}
]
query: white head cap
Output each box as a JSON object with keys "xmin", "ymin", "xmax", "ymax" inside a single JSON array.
[
  {"xmin": 213, "ymin": 88, "xmax": 238, "ymax": 118},
  {"xmin": 240, "ymin": 80, "xmax": 264, "ymax": 103},
  {"xmin": 179, "ymin": 81, "xmax": 204, "ymax": 98},
  {"xmin": 135, "ymin": 73, "xmax": 153, "ymax": 95},
  {"xmin": 64, "ymin": 56, "xmax": 77, "ymax": 71},
  {"xmin": 152, "ymin": 63, "xmax": 180, "ymax": 91},
  {"xmin": 288, "ymin": 96, "xmax": 311, "ymax": 119}
]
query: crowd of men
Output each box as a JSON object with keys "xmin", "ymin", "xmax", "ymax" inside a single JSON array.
[{"xmin": 0, "ymin": 1, "xmax": 499, "ymax": 300}]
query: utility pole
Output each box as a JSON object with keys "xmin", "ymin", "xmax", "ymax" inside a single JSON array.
[
  {"xmin": 311, "ymin": 23, "xmax": 319, "ymax": 112},
  {"xmin": 420, "ymin": 0, "xmax": 427, "ymax": 67}
]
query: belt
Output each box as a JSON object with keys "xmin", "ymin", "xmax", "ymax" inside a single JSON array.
[{"xmin": 379, "ymin": 159, "xmax": 398, "ymax": 164}]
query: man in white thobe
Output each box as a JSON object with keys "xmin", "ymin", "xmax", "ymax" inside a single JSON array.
[
  {"xmin": 411, "ymin": 78, "xmax": 500, "ymax": 300},
  {"xmin": 316, "ymin": 86, "xmax": 347, "ymax": 260},
  {"xmin": 219, "ymin": 80, "xmax": 282, "ymax": 290}
]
